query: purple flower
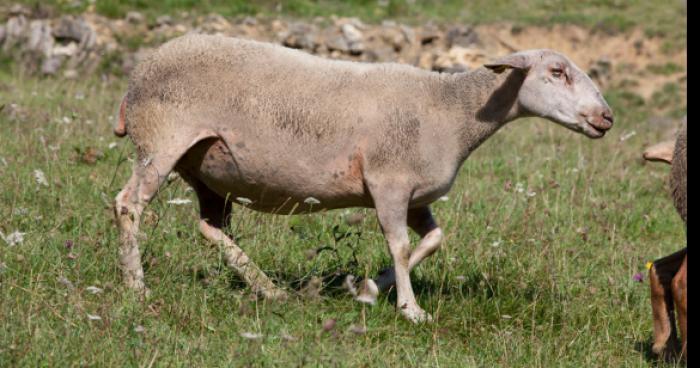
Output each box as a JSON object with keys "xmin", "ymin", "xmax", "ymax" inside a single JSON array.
[
  {"xmin": 65, "ymin": 240, "xmax": 74, "ymax": 249},
  {"xmin": 633, "ymin": 272, "xmax": 645, "ymax": 283}
]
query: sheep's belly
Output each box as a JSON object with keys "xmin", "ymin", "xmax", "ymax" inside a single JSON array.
[{"xmin": 176, "ymin": 138, "xmax": 370, "ymax": 213}]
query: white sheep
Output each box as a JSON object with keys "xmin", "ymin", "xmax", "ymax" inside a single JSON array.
[{"xmin": 113, "ymin": 35, "xmax": 613, "ymax": 323}]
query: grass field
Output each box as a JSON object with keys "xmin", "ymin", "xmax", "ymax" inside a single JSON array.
[
  {"xmin": 0, "ymin": 64, "xmax": 687, "ymax": 367},
  {"xmin": 0, "ymin": 1, "xmax": 688, "ymax": 365}
]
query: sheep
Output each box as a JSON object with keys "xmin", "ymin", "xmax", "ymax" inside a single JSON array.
[
  {"xmin": 644, "ymin": 121, "xmax": 687, "ymax": 359},
  {"xmin": 113, "ymin": 34, "xmax": 613, "ymax": 323}
]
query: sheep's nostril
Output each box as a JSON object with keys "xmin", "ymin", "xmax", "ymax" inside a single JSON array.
[{"xmin": 602, "ymin": 110, "xmax": 614, "ymax": 125}]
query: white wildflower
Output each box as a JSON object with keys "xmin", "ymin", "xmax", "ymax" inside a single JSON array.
[
  {"xmin": 1, "ymin": 231, "xmax": 25, "ymax": 246},
  {"xmin": 34, "ymin": 169, "xmax": 49, "ymax": 186},
  {"xmin": 438, "ymin": 195, "xmax": 449, "ymax": 202},
  {"xmin": 108, "ymin": 142, "xmax": 118, "ymax": 149},
  {"xmin": 501, "ymin": 315, "xmax": 512, "ymax": 319},
  {"xmin": 61, "ymin": 116, "xmax": 71, "ymax": 124},
  {"xmin": 240, "ymin": 332, "xmax": 263, "ymax": 340},
  {"xmin": 515, "ymin": 182, "xmax": 525, "ymax": 193},
  {"xmin": 167, "ymin": 198, "xmax": 191, "ymax": 205},
  {"xmin": 491, "ymin": 240, "xmax": 502, "ymax": 248},
  {"xmin": 85, "ymin": 286, "xmax": 103, "ymax": 294},
  {"xmin": 133, "ymin": 325, "xmax": 145, "ymax": 333},
  {"xmin": 304, "ymin": 197, "xmax": 321, "ymax": 205},
  {"xmin": 0, "ymin": 157, "xmax": 7, "ymax": 166},
  {"xmin": 619, "ymin": 130, "xmax": 637, "ymax": 142},
  {"xmin": 236, "ymin": 197, "xmax": 252, "ymax": 205},
  {"xmin": 455, "ymin": 275, "xmax": 467, "ymax": 282},
  {"xmin": 12, "ymin": 207, "xmax": 29, "ymax": 217},
  {"xmin": 87, "ymin": 314, "xmax": 102, "ymax": 321},
  {"xmin": 526, "ymin": 190, "xmax": 537, "ymax": 198}
]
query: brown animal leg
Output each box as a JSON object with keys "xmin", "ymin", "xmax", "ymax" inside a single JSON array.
[
  {"xmin": 181, "ymin": 174, "xmax": 287, "ymax": 300},
  {"xmin": 672, "ymin": 256, "xmax": 687, "ymax": 359},
  {"xmin": 115, "ymin": 153, "xmax": 181, "ymax": 293},
  {"xmin": 650, "ymin": 265, "xmax": 676, "ymax": 355}
]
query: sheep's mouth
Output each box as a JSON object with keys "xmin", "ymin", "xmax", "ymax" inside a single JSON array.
[
  {"xmin": 583, "ymin": 122, "xmax": 607, "ymax": 138},
  {"xmin": 578, "ymin": 113, "xmax": 612, "ymax": 139}
]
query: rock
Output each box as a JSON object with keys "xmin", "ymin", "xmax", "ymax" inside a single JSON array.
[
  {"xmin": 202, "ymin": 13, "xmax": 232, "ymax": 33},
  {"xmin": 41, "ymin": 56, "xmax": 63, "ymax": 75},
  {"xmin": 446, "ymin": 25, "xmax": 480, "ymax": 48},
  {"xmin": 53, "ymin": 16, "xmax": 91, "ymax": 43},
  {"xmin": 281, "ymin": 23, "xmax": 318, "ymax": 50},
  {"xmin": 362, "ymin": 46, "xmax": 395, "ymax": 62},
  {"xmin": 434, "ymin": 47, "xmax": 487, "ymax": 71},
  {"xmin": 9, "ymin": 4, "xmax": 31, "ymax": 17},
  {"xmin": 27, "ymin": 20, "xmax": 54, "ymax": 56},
  {"xmin": 241, "ymin": 16, "xmax": 257, "ymax": 26},
  {"xmin": 126, "ymin": 11, "xmax": 145, "ymax": 25},
  {"xmin": 326, "ymin": 35, "xmax": 350, "ymax": 53},
  {"xmin": 418, "ymin": 51, "xmax": 435, "ymax": 70},
  {"xmin": 380, "ymin": 25, "xmax": 407, "ymax": 51},
  {"xmin": 156, "ymin": 15, "xmax": 174, "ymax": 27},
  {"xmin": 348, "ymin": 41, "xmax": 365, "ymax": 55},
  {"xmin": 419, "ymin": 24, "xmax": 441, "ymax": 45},
  {"xmin": 341, "ymin": 23, "xmax": 364, "ymax": 55},
  {"xmin": 341, "ymin": 23, "xmax": 363, "ymax": 43},
  {"xmin": 52, "ymin": 42, "xmax": 78, "ymax": 57},
  {"xmin": 400, "ymin": 25, "xmax": 416, "ymax": 45},
  {"xmin": 3, "ymin": 16, "xmax": 28, "ymax": 51}
]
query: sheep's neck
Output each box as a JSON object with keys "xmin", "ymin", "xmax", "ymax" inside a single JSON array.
[{"xmin": 444, "ymin": 68, "xmax": 526, "ymax": 162}]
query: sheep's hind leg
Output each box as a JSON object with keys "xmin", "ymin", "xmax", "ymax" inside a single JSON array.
[
  {"xmin": 183, "ymin": 174, "xmax": 287, "ymax": 300},
  {"xmin": 115, "ymin": 153, "xmax": 180, "ymax": 294}
]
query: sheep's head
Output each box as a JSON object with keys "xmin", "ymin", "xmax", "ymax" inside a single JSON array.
[{"xmin": 485, "ymin": 49, "xmax": 613, "ymax": 139}]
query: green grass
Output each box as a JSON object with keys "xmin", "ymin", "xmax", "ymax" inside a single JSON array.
[{"xmin": 0, "ymin": 53, "xmax": 687, "ymax": 366}]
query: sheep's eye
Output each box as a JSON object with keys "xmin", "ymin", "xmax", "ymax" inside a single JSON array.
[{"xmin": 551, "ymin": 68, "xmax": 564, "ymax": 78}]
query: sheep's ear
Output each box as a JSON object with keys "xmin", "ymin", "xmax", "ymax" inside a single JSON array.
[
  {"xmin": 643, "ymin": 140, "xmax": 675, "ymax": 164},
  {"xmin": 484, "ymin": 53, "xmax": 531, "ymax": 73}
]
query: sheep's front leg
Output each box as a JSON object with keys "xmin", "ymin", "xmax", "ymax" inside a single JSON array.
[
  {"xmin": 372, "ymin": 188, "xmax": 430, "ymax": 323},
  {"xmin": 364, "ymin": 207, "xmax": 442, "ymax": 297}
]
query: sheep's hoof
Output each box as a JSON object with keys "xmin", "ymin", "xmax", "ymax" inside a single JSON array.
[
  {"xmin": 652, "ymin": 344, "xmax": 663, "ymax": 355},
  {"xmin": 355, "ymin": 279, "xmax": 379, "ymax": 305},
  {"xmin": 400, "ymin": 304, "xmax": 432, "ymax": 324}
]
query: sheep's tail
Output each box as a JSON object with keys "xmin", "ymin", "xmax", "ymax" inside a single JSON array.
[{"xmin": 114, "ymin": 95, "xmax": 128, "ymax": 137}]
